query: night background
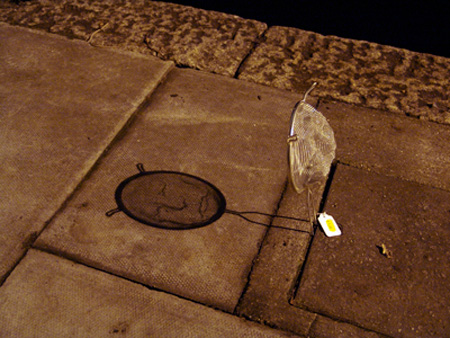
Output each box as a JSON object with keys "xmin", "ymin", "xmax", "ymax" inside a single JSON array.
[{"xmin": 161, "ymin": 0, "xmax": 449, "ymax": 58}]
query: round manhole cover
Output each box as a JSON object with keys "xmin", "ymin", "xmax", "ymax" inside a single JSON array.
[{"xmin": 108, "ymin": 164, "xmax": 226, "ymax": 230}]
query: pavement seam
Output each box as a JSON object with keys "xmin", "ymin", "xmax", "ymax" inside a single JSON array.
[
  {"xmin": 0, "ymin": 238, "xmax": 33, "ymax": 286},
  {"xmin": 294, "ymin": 248, "xmax": 396, "ymax": 337},
  {"xmin": 240, "ymin": 314, "xmax": 307, "ymax": 338},
  {"xmin": 1, "ymin": 6, "xmax": 448, "ymax": 338},
  {"xmin": 305, "ymin": 313, "xmax": 394, "ymax": 338},
  {"xmin": 234, "ymin": 179, "xmax": 320, "ymax": 337},
  {"xmin": 234, "ymin": 178, "xmax": 289, "ymax": 313},
  {"xmin": 2, "ymin": 19, "xmax": 449, "ymax": 125},
  {"xmin": 30, "ymin": 246, "xmax": 227, "ymax": 312},
  {"xmin": 288, "ymin": 235, "xmax": 314, "ymax": 307},
  {"xmin": 2, "ymin": 2, "xmax": 450, "ymax": 125},
  {"xmin": 24, "ymin": 246, "xmax": 300, "ymax": 336}
]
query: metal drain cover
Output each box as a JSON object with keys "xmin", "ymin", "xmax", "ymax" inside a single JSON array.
[{"xmin": 109, "ymin": 164, "xmax": 226, "ymax": 230}]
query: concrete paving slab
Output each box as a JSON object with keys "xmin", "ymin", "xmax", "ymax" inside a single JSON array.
[
  {"xmin": 293, "ymin": 164, "xmax": 450, "ymax": 337},
  {"xmin": 35, "ymin": 68, "xmax": 310, "ymax": 312},
  {"xmin": 238, "ymin": 26, "xmax": 450, "ymax": 124},
  {"xmin": 0, "ymin": 249, "xmax": 301, "ymax": 337},
  {"xmin": 307, "ymin": 316, "xmax": 384, "ymax": 338},
  {"xmin": 0, "ymin": 24, "xmax": 172, "ymax": 282},
  {"xmin": 0, "ymin": 0, "xmax": 267, "ymax": 76},
  {"xmin": 319, "ymin": 100, "xmax": 450, "ymax": 191},
  {"xmin": 236, "ymin": 227, "xmax": 316, "ymax": 336},
  {"xmin": 237, "ymin": 189, "xmax": 383, "ymax": 337}
]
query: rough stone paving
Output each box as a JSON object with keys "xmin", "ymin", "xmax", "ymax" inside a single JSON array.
[
  {"xmin": 0, "ymin": 0, "xmax": 266, "ymax": 76},
  {"xmin": 238, "ymin": 26, "xmax": 450, "ymax": 124},
  {"xmin": 1, "ymin": 0, "xmax": 449, "ymax": 124}
]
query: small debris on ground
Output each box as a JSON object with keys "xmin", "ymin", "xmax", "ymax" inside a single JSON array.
[
  {"xmin": 377, "ymin": 243, "xmax": 393, "ymax": 258},
  {"xmin": 87, "ymin": 22, "xmax": 110, "ymax": 44}
]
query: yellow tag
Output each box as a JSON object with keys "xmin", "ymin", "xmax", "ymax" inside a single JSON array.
[{"xmin": 326, "ymin": 219, "xmax": 336, "ymax": 232}]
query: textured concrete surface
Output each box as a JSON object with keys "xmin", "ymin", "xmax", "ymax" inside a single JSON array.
[
  {"xmin": 236, "ymin": 227, "xmax": 316, "ymax": 336},
  {"xmin": 0, "ymin": 249, "xmax": 301, "ymax": 337},
  {"xmin": 307, "ymin": 316, "xmax": 383, "ymax": 338},
  {"xmin": 319, "ymin": 100, "xmax": 450, "ymax": 191},
  {"xmin": 0, "ymin": 24, "xmax": 171, "ymax": 282},
  {"xmin": 1, "ymin": 1, "xmax": 450, "ymax": 335},
  {"xmin": 35, "ymin": 68, "xmax": 306, "ymax": 312},
  {"xmin": 293, "ymin": 165, "xmax": 450, "ymax": 337},
  {"xmin": 236, "ymin": 188, "xmax": 383, "ymax": 337},
  {"xmin": 238, "ymin": 26, "xmax": 450, "ymax": 124},
  {"xmin": 0, "ymin": 0, "xmax": 266, "ymax": 76}
]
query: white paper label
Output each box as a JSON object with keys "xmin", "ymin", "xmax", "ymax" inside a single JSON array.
[{"xmin": 318, "ymin": 213, "xmax": 341, "ymax": 237}]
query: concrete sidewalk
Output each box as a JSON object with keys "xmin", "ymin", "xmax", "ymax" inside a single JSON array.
[{"xmin": 1, "ymin": 2, "xmax": 450, "ymax": 337}]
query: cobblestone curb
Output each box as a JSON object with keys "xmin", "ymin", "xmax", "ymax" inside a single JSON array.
[
  {"xmin": 238, "ymin": 26, "xmax": 450, "ymax": 124},
  {"xmin": 0, "ymin": 0, "xmax": 266, "ymax": 76}
]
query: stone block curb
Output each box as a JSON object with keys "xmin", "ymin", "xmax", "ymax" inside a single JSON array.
[
  {"xmin": 1, "ymin": 1, "xmax": 449, "ymax": 126},
  {"xmin": 238, "ymin": 26, "xmax": 450, "ymax": 124},
  {"xmin": 0, "ymin": 0, "xmax": 266, "ymax": 76}
]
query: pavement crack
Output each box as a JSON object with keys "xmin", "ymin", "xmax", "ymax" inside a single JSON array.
[{"xmin": 233, "ymin": 26, "xmax": 269, "ymax": 79}]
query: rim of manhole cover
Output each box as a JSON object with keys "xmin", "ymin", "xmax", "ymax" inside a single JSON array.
[{"xmin": 106, "ymin": 163, "xmax": 226, "ymax": 230}]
